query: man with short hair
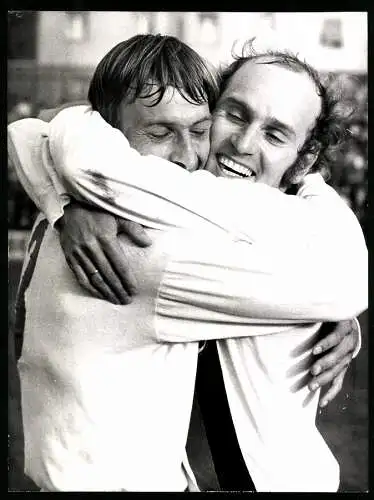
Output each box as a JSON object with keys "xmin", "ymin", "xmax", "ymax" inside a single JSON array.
[{"xmin": 8, "ymin": 35, "xmax": 366, "ymax": 492}]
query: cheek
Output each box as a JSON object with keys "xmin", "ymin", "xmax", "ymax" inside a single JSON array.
[
  {"xmin": 210, "ymin": 117, "xmax": 234, "ymax": 151},
  {"xmin": 130, "ymin": 135, "xmax": 169, "ymax": 158},
  {"xmin": 262, "ymin": 145, "xmax": 298, "ymax": 172}
]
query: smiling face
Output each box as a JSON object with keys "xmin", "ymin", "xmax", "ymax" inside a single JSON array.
[
  {"xmin": 205, "ymin": 59, "xmax": 322, "ymax": 188},
  {"xmin": 119, "ymin": 86, "xmax": 212, "ymax": 172}
]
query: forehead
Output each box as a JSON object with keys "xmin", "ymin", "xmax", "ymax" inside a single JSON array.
[
  {"xmin": 222, "ymin": 60, "xmax": 322, "ymax": 133},
  {"xmin": 123, "ymin": 86, "xmax": 210, "ymax": 127}
]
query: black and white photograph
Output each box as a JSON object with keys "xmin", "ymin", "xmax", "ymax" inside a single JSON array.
[{"xmin": 8, "ymin": 10, "xmax": 368, "ymax": 493}]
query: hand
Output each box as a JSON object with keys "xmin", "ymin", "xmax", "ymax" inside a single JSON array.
[
  {"xmin": 56, "ymin": 202, "xmax": 152, "ymax": 304},
  {"xmin": 308, "ymin": 319, "xmax": 358, "ymax": 407}
]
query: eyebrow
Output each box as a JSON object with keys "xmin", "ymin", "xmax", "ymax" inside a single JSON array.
[
  {"xmin": 191, "ymin": 116, "xmax": 212, "ymax": 126},
  {"xmin": 222, "ymin": 96, "xmax": 296, "ymax": 139},
  {"xmin": 267, "ymin": 116, "xmax": 296, "ymax": 139},
  {"xmin": 144, "ymin": 116, "xmax": 212, "ymax": 128}
]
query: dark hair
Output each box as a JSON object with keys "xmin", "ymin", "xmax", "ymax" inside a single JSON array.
[
  {"xmin": 88, "ymin": 34, "xmax": 220, "ymax": 129},
  {"xmin": 218, "ymin": 39, "xmax": 349, "ymax": 187}
]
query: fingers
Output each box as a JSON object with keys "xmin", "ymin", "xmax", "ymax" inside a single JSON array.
[
  {"xmin": 101, "ymin": 239, "xmax": 138, "ymax": 297},
  {"xmin": 73, "ymin": 247, "xmax": 123, "ymax": 305},
  {"xmin": 312, "ymin": 319, "xmax": 354, "ymax": 355},
  {"xmin": 117, "ymin": 219, "xmax": 152, "ymax": 247},
  {"xmin": 309, "ymin": 354, "xmax": 352, "ymax": 391},
  {"xmin": 319, "ymin": 368, "xmax": 348, "ymax": 408},
  {"xmin": 85, "ymin": 241, "xmax": 133, "ymax": 304},
  {"xmin": 311, "ymin": 333, "xmax": 355, "ymax": 376},
  {"xmin": 67, "ymin": 256, "xmax": 105, "ymax": 301}
]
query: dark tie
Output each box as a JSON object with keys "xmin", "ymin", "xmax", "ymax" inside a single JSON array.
[{"xmin": 195, "ymin": 340, "xmax": 256, "ymax": 492}]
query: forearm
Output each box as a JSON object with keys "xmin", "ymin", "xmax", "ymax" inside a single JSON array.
[
  {"xmin": 48, "ymin": 106, "xmax": 367, "ymax": 317},
  {"xmin": 10, "ymin": 109, "xmax": 366, "ymax": 338},
  {"xmin": 49, "ymin": 106, "xmax": 367, "ymax": 250},
  {"xmin": 57, "ymin": 167, "xmax": 367, "ymax": 325},
  {"xmin": 155, "ymin": 231, "xmax": 367, "ymax": 342}
]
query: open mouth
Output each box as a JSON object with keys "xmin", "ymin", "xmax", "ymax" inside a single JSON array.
[{"xmin": 217, "ymin": 154, "xmax": 256, "ymax": 179}]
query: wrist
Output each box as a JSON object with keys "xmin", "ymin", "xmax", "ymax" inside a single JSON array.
[{"xmin": 55, "ymin": 199, "xmax": 84, "ymax": 230}]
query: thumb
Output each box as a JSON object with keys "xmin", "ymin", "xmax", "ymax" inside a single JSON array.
[{"xmin": 116, "ymin": 219, "xmax": 152, "ymax": 247}]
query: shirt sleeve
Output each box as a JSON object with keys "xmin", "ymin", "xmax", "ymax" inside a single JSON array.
[
  {"xmin": 153, "ymin": 229, "xmax": 367, "ymax": 342},
  {"xmin": 7, "ymin": 111, "xmax": 367, "ymax": 345},
  {"xmin": 48, "ymin": 106, "xmax": 366, "ymax": 247},
  {"xmin": 7, "ymin": 119, "xmax": 70, "ymax": 227},
  {"xmin": 48, "ymin": 105, "xmax": 368, "ymax": 326}
]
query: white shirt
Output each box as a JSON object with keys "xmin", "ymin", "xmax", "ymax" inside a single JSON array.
[{"xmin": 8, "ymin": 107, "xmax": 367, "ymax": 492}]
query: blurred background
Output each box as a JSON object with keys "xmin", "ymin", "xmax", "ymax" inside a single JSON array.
[{"xmin": 8, "ymin": 11, "xmax": 368, "ymax": 492}]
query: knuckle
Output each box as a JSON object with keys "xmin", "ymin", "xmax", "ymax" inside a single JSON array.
[
  {"xmin": 100, "ymin": 233, "xmax": 116, "ymax": 245},
  {"xmin": 332, "ymin": 364, "xmax": 343, "ymax": 378},
  {"xmin": 337, "ymin": 337, "xmax": 353, "ymax": 355},
  {"xmin": 315, "ymin": 369, "xmax": 329, "ymax": 382},
  {"xmin": 339, "ymin": 328, "xmax": 349, "ymax": 340},
  {"xmin": 122, "ymin": 220, "xmax": 134, "ymax": 229},
  {"xmin": 340, "ymin": 319, "xmax": 350, "ymax": 332},
  {"xmin": 347, "ymin": 331, "xmax": 355, "ymax": 342},
  {"xmin": 316, "ymin": 374, "xmax": 331, "ymax": 386},
  {"xmin": 71, "ymin": 246, "xmax": 81, "ymax": 257},
  {"xmin": 323, "ymin": 331, "xmax": 339, "ymax": 346},
  {"xmin": 83, "ymin": 236, "xmax": 97, "ymax": 249},
  {"xmin": 324, "ymin": 369, "xmax": 335, "ymax": 381},
  {"xmin": 321, "ymin": 339, "xmax": 333, "ymax": 350},
  {"xmin": 334, "ymin": 330, "xmax": 345, "ymax": 342},
  {"xmin": 318, "ymin": 355, "xmax": 331, "ymax": 370},
  {"xmin": 346, "ymin": 334, "xmax": 356, "ymax": 349},
  {"xmin": 331, "ymin": 328, "xmax": 344, "ymax": 341},
  {"xmin": 345, "ymin": 319, "xmax": 354, "ymax": 333}
]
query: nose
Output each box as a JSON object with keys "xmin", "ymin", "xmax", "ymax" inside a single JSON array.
[
  {"xmin": 231, "ymin": 125, "xmax": 258, "ymax": 155},
  {"xmin": 169, "ymin": 136, "xmax": 199, "ymax": 172}
]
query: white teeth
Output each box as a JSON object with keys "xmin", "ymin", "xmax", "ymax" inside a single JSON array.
[{"xmin": 218, "ymin": 155, "xmax": 254, "ymax": 178}]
